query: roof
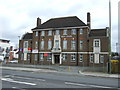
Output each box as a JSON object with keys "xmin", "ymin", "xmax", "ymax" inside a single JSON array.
[
  {"xmin": 32, "ymin": 16, "xmax": 87, "ymax": 30},
  {"xmin": 22, "ymin": 33, "xmax": 32, "ymax": 40},
  {"xmin": 89, "ymin": 29, "xmax": 107, "ymax": 37}
]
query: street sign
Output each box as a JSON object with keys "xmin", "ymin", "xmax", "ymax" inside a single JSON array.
[{"xmin": 44, "ymin": 53, "xmax": 48, "ymax": 56}]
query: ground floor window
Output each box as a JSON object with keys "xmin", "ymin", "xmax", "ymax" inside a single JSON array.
[
  {"xmin": 71, "ymin": 54, "xmax": 76, "ymax": 62},
  {"xmin": 27, "ymin": 54, "xmax": 30, "ymax": 60},
  {"xmin": 100, "ymin": 55, "xmax": 104, "ymax": 63},
  {"xmin": 40, "ymin": 53, "xmax": 44, "ymax": 61},
  {"xmin": 21, "ymin": 54, "xmax": 24, "ymax": 60},
  {"xmin": 90, "ymin": 54, "xmax": 94, "ymax": 63},
  {"xmin": 62, "ymin": 54, "xmax": 67, "ymax": 61},
  {"xmin": 47, "ymin": 53, "xmax": 52, "ymax": 61},
  {"xmin": 79, "ymin": 54, "xmax": 83, "ymax": 62},
  {"xmin": 34, "ymin": 54, "xmax": 38, "ymax": 61}
]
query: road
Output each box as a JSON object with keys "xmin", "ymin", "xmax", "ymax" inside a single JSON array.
[{"xmin": 1, "ymin": 69, "xmax": 119, "ymax": 89}]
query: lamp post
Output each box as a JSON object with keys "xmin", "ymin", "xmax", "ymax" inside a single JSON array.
[{"xmin": 108, "ymin": 0, "xmax": 112, "ymax": 73}]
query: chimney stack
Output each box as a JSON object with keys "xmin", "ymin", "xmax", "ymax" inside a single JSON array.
[
  {"xmin": 37, "ymin": 17, "xmax": 41, "ymax": 27},
  {"xmin": 87, "ymin": 12, "xmax": 91, "ymax": 29}
]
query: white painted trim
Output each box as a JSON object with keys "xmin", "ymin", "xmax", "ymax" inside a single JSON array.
[
  {"xmin": 32, "ymin": 26, "xmax": 88, "ymax": 31},
  {"xmin": 60, "ymin": 54, "xmax": 62, "ymax": 64},
  {"xmin": 62, "ymin": 52, "xmax": 77, "ymax": 54},
  {"xmin": 31, "ymin": 51, "xmax": 109, "ymax": 54},
  {"xmin": 39, "ymin": 52, "xmax": 52, "ymax": 53},
  {"xmin": 52, "ymin": 54, "xmax": 54, "ymax": 64},
  {"xmin": 62, "ymin": 52, "xmax": 109, "ymax": 54}
]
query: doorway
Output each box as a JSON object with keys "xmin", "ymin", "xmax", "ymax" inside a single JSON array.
[{"xmin": 54, "ymin": 55, "xmax": 60, "ymax": 64}]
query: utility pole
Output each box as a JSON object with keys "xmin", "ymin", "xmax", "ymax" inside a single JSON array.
[{"xmin": 108, "ymin": 0, "xmax": 112, "ymax": 73}]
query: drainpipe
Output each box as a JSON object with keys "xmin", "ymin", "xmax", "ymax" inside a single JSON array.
[
  {"xmin": 38, "ymin": 31, "xmax": 40, "ymax": 64},
  {"xmin": 76, "ymin": 29, "xmax": 79, "ymax": 66}
]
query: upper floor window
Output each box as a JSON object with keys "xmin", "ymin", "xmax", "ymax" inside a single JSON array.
[
  {"xmin": 71, "ymin": 54, "xmax": 76, "ymax": 61},
  {"xmin": 48, "ymin": 30, "xmax": 52, "ymax": 36},
  {"xmin": 41, "ymin": 40, "xmax": 44, "ymax": 50},
  {"xmin": 56, "ymin": 30, "xmax": 60, "ymax": 35},
  {"xmin": 71, "ymin": 40, "xmax": 76, "ymax": 50},
  {"xmin": 48, "ymin": 40, "xmax": 52, "ymax": 49},
  {"xmin": 94, "ymin": 39, "xmax": 100, "ymax": 47},
  {"xmin": 80, "ymin": 28, "xmax": 83, "ymax": 34},
  {"xmin": 63, "ymin": 29, "xmax": 67, "ymax": 35},
  {"xmin": 80, "ymin": 40, "xmax": 83, "ymax": 50},
  {"xmin": 71, "ymin": 29, "xmax": 76, "ymax": 35},
  {"xmin": 41, "ymin": 31, "xmax": 45, "ymax": 36},
  {"xmin": 63, "ymin": 40, "xmax": 67, "ymax": 50},
  {"xmin": 90, "ymin": 54, "xmax": 94, "ymax": 63},
  {"xmin": 24, "ymin": 41, "xmax": 28, "ymax": 48},
  {"xmin": 80, "ymin": 54, "xmax": 83, "ymax": 62},
  {"xmin": 62, "ymin": 54, "xmax": 67, "ymax": 61},
  {"xmin": 35, "ymin": 31, "xmax": 38, "ymax": 36},
  {"xmin": 35, "ymin": 41, "xmax": 38, "ymax": 49},
  {"xmin": 55, "ymin": 40, "xmax": 59, "ymax": 49}
]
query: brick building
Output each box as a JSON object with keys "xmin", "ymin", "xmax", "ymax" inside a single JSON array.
[{"xmin": 19, "ymin": 12, "xmax": 110, "ymax": 67}]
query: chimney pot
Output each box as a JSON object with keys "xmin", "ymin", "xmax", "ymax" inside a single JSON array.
[
  {"xmin": 37, "ymin": 17, "xmax": 41, "ymax": 27},
  {"xmin": 87, "ymin": 12, "xmax": 91, "ymax": 29}
]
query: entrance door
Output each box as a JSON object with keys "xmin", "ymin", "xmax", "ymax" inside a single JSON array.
[{"xmin": 54, "ymin": 55, "xmax": 60, "ymax": 64}]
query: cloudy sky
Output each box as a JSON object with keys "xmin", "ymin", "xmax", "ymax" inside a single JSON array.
[{"xmin": 0, "ymin": 0, "xmax": 119, "ymax": 51}]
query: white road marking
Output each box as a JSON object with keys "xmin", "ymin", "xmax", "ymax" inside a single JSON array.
[
  {"xmin": 65, "ymin": 82, "xmax": 113, "ymax": 88},
  {"xmin": 12, "ymin": 87, "xmax": 17, "ymax": 88},
  {"xmin": 12, "ymin": 76, "xmax": 46, "ymax": 81},
  {"xmin": 2, "ymin": 78, "xmax": 36, "ymax": 86}
]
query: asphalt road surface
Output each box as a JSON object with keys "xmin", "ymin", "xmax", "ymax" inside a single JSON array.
[{"xmin": 1, "ymin": 69, "xmax": 119, "ymax": 89}]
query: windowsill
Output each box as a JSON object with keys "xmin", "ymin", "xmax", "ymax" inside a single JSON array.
[{"xmin": 71, "ymin": 60, "xmax": 76, "ymax": 62}]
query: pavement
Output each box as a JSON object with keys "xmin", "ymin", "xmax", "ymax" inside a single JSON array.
[{"xmin": 1, "ymin": 63, "xmax": 120, "ymax": 79}]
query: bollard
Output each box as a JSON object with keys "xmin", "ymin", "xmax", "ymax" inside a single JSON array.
[{"xmin": 68, "ymin": 66, "xmax": 71, "ymax": 72}]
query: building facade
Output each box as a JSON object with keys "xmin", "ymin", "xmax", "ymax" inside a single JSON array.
[
  {"xmin": 0, "ymin": 39, "xmax": 10, "ymax": 62},
  {"xmin": 19, "ymin": 13, "xmax": 110, "ymax": 66}
]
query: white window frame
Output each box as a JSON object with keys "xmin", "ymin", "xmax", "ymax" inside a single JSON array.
[
  {"xmin": 90, "ymin": 54, "xmax": 94, "ymax": 63},
  {"xmin": 47, "ymin": 53, "xmax": 52, "ymax": 61},
  {"xmin": 71, "ymin": 40, "xmax": 76, "ymax": 50},
  {"xmin": 62, "ymin": 54, "xmax": 67, "ymax": 61},
  {"xmin": 56, "ymin": 30, "xmax": 60, "ymax": 35},
  {"xmin": 35, "ymin": 31, "xmax": 38, "ymax": 36},
  {"xmin": 80, "ymin": 28, "xmax": 83, "ymax": 34},
  {"xmin": 71, "ymin": 54, "xmax": 76, "ymax": 61},
  {"xmin": 34, "ymin": 54, "xmax": 38, "ymax": 61},
  {"xmin": 48, "ymin": 30, "xmax": 52, "ymax": 36},
  {"xmin": 71, "ymin": 29, "xmax": 76, "ymax": 35},
  {"xmin": 94, "ymin": 39, "xmax": 100, "ymax": 47},
  {"xmin": 35, "ymin": 41, "xmax": 38, "ymax": 49},
  {"xmin": 80, "ymin": 40, "xmax": 83, "ymax": 50},
  {"xmin": 40, "ymin": 53, "xmax": 44, "ymax": 61},
  {"xmin": 27, "ymin": 54, "xmax": 30, "ymax": 60},
  {"xmin": 63, "ymin": 29, "xmax": 67, "ymax": 35},
  {"xmin": 63, "ymin": 40, "xmax": 67, "ymax": 50},
  {"xmin": 80, "ymin": 54, "xmax": 83, "ymax": 62},
  {"xmin": 24, "ymin": 41, "xmax": 28, "ymax": 48},
  {"xmin": 41, "ymin": 31, "xmax": 45, "ymax": 36},
  {"xmin": 41, "ymin": 40, "xmax": 44, "ymax": 50},
  {"xmin": 55, "ymin": 40, "xmax": 59, "ymax": 49},
  {"xmin": 100, "ymin": 55, "xmax": 104, "ymax": 63},
  {"xmin": 48, "ymin": 40, "xmax": 52, "ymax": 50}
]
